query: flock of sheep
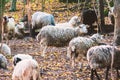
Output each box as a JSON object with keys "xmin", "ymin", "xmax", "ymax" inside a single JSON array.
[{"xmin": 0, "ymin": 6, "xmax": 118, "ymax": 80}]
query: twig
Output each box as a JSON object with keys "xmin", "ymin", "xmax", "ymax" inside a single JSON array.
[{"xmin": 0, "ymin": 74, "xmax": 11, "ymax": 77}]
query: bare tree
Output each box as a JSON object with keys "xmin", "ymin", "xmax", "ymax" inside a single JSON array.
[{"xmin": 113, "ymin": 0, "xmax": 120, "ymax": 45}]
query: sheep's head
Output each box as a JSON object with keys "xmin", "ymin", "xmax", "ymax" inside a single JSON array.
[
  {"xmin": 3, "ymin": 16, "xmax": 9, "ymax": 25},
  {"xmin": 20, "ymin": 14, "xmax": 28, "ymax": 22},
  {"xmin": 13, "ymin": 54, "xmax": 33, "ymax": 66},
  {"xmin": 0, "ymin": 54, "xmax": 7, "ymax": 69},
  {"xmin": 90, "ymin": 33, "xmax": 103, "ymax": 43},
  {"xmin": 15, "ymin": 22, "xmax": 25, "ymax": 29},
  {"xmin": 69, "ymin": 16, "xmax": 81, "ymax": 27},
  {"xmin": 13, "ymin": 57, "xmax": 21, "ymax": 66},
  {"xmin": 77, "ymin": 24, "xmax": 88, "ymax": 35}
]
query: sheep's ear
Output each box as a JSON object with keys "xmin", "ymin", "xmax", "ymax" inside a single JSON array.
[
  {"xmin": 3, "ymin": 16, "xmax": 7, "ymax": 21},
  {"xmin": 14, "ymin": 58, "xmax": 21, "ymax": 66},
  {"xmin": 16, "ymin": 58, "xmax": 21, "ymax": 63}
]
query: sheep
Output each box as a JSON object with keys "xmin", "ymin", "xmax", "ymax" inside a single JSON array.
[
  {"xmin": 12, "ymin": 59, "xmax": 40, "ymax": 80},
  {"xmin": 87, "ymin": 45, "xmax": 120, "ymax": 80},
  {"xmin": 67, "ymin": 33, "xmax": 103, "ymax": 68},
  {"xmin": 0, "ymin": 54, "xmax": 7, "ymax": 69},
  {"xmin": 15, "ymin": 22, "xmax": 25, "ymax": 39},
  {"xmin": 31, "ymin": 12, "xmax": 55, "ymax": 37},
  {"xmin": 108, "ymin": 7, "xmax": 115, "ymax": 25},
  {"xmin": 36, "ymin": 24, "xmax": 88, "ymax": 57},
  {"xmin": 81, "ymin": 9, "xmax": 98, "ymax": 34},
  {"xmin": 12, "ymin": 54, "xmax": 33, "ymax": 66},
  {"xmin": 0, "ymin": 43, "xmax": 11, "ymax": 57},
  {"xmin": 56, "ymin": 16, "xmax": 81, "ymax": 27},
  {"xmin": 3, "ymin": 16, "xmax": 16, "ymax": 39}
]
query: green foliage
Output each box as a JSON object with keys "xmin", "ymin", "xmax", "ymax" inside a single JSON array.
[
  {"xmin": 104, "ymin": 8, "xmax": 109, "ymax": 17},
  {"xmin": 0, "ymin": 0, "xmax": 6, "ymax": 15},
  {"xmin": 5, "ymin": 0, "xmax": 10, "ymax": 3},
  {"xmin": 109, "ymin": 0, "xmax": 114, "ymax": 7}
]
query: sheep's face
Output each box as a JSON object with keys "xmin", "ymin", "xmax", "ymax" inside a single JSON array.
[
  {"xmin": 91, "ymin": 33, "xmax": 103, "ymax": 43},
  {"xmin": 16, "ymin": 22, "xmax": 25, "ymax": 29},
  {"xmin": 69, "ymin": 16, "xmax": 81, "ymax": 27},
  {"xmin": 78, "ymin": 24, "xmax": 88, "ymax": 34}
]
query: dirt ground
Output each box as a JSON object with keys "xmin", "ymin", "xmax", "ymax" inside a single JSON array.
[{"xmin": 0, "ymin": 32, "xmax": 118, "ymax": 80}]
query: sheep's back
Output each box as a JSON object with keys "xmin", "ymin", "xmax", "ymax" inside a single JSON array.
[
  {"xmin": 40, "ymin": 26, "xmax": 77, "ymax": 47},
  {"xmin": 87, "ymin": 45, "xmax": 113, "ymax": 69},
  {"xmin": 69, "ymin": 37, "xmax": 94, "ymax": 55},
  {"xmin": 32, "ymin": 12, "xmax": 54, "ymax": 28},
  {"xmin": 12, "ymin": 59, "xmax": 39, "ymax": 79}
]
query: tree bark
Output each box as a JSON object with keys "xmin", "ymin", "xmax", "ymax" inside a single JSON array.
[
  {"xmin": 98, "ymin": 0, "xmax": 104, "ymax": 33},
  {"xmin": 26, "ymin": 0, "xmax": 32, "ymax": 37},
  {"xmin": 0, "ymin": 0, "xmax": 6, "ymax": 42},
  {"xmin": 113, "ymin": 0, "xmax": 120, "ymax": 45}
]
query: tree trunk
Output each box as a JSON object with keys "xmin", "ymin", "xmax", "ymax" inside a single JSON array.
[
  {"xmin": 114, "ymin": 0, "xmax": 120, "ymax": 45},
  {"xmin": 42, "ymin": 0, "xmax": 45, "ymax": 12},
  {"xmin": 0, "ymin": 0, "xmax": 6, "ymax": 42},
  {"xmin": 98, "ymin": 0, "xmax": 104, "ymax": 33},
  {"xmin": 9, "ymin": 0, "xmax": 17, "ymax": 12},
  {"xmin": 26, "ymin": 0, "xmax": 32, "ymax": 37}
]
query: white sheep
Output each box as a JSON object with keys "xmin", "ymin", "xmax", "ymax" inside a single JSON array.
[
  {"xmin": 0, "ymin": 54, "xmax": 8, "ymax": 69},
  {"xmin": 13, "ymin": 54, "xmax": 33, "ymax": 66},
  {"xmin": 15, "ymin": 22, "xmax": 25, "ymax": 39},
  {"xmin": 12, "ymin": 59, "xmax": 40, "ymax": 80},
  {"xmin": 3, "ymin": 16, "xmax": 16, "ymax": 39},
  {"xmin": 0, "ymin": 43, "xmax": 11, "ymax": 57},
  {"xmin": 36, "ymin": 25, "xmax": 88, "ymax": 57},
  {"xmin": 56, "ymin": 16, "xmax": 81, "ymax": 27},
  {"xmin": 31, "ymin": 11, "xmax": 55, "ymax": 37},
  {"xmin": 87, "ymin": 45, "xmax": 120, "ymax": 80},
  {"xmin": 67, "ymin": 33, "xmax": 103, "ymax": 67}
]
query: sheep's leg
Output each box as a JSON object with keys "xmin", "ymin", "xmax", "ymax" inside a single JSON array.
[
  {"xmin": 94, "ymin": 69, "xmax": 100, "ymax": 80},
  {"xmin": 67, "ymin": 47, "xmax": 71, "ymax": 59},
  {"xmin": 116, "ymin": 68, "xmax": 120, "ymax": 78},
  {"xmin": 5, "ymin": 33, "xmax": 9, "ymax": 45},
  {"xmin": 71, "ymin": 52, "xmax": 75, "ymax": 68},
  {"xmin": 13, "ymin": 32, "xmax": 17, "ymax": 49},
  {"xmin": 42, "ymin": 46, "xmax": 47, "ymax": 57},
  {"xmin": 33, "ymin": 69, "xmax": 40, "ymax": 80},
  {"xmin": 88, "ymin": 24, "xmax": 94, "ymax": 34},
  {"xmin": 91, "ymin": 69, "xmax": 94, "ymax": 80},
  {"xmin": 105, "ymin": 67, "xmax": 109, "ymax": 80},
  {"xmin": 31, "ymin": 28, "xmax": 36, "ymax": 38}
]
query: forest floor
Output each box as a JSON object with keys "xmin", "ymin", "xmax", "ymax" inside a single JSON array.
[
  {"xmin": 0, "ymin": 0, "xmax": 118, "ymax": 80},
  {"xmin": 0, "ymin": 32, "xmax": 116, "ymax": 80}
]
